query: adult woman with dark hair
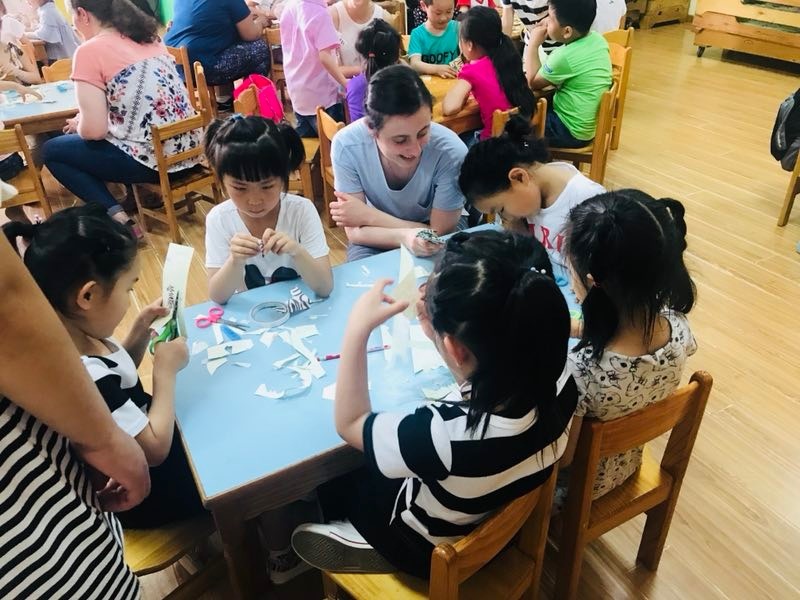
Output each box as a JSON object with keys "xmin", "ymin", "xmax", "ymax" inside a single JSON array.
[
  {"xmin": 331, "ymin": 64, "xmax": 467, "ymax": 261},
  {"xmin": 42, "ymin": 0, "xmax": 200, "ymax": 237}
]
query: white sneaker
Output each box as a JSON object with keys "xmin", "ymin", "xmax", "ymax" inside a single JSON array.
[
  {"xmin": 267, "ymin": 546, "xmax": 314, "ymax": 585},
  {"xmin": 291, "ymin": 520, "xmax": 396, "ymax": 573}
]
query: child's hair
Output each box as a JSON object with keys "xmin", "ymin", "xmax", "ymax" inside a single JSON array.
[
  {"xmin": 458, "ymin": 116, "xmax": 550, "ymax": 208},
  {"xmin": 204, "ymin": 115, "xmax": 305, "ymax": 189},
  {"xmin": 365, "ymin": 65, "xmax": 433, "ymax": 131},
  {"xmin": 355, "ymin": 19, "xmax": 401, "ymax": 83},
  {"xmin": 425, "ymin": 230, "xmax": 569, "ymax": 436},
  {"xmin": 2, "ymin": 204, "xmax": 137, "ymax": 315},
  {"xmin": 70, "ymin": 0, "xmax": 159, "ymax": 44},
  {"xmin": 565, "ymin": 189, "xmax": 696, "ymax": 359},
  {"xmin": 548, "ymin": 0, "xmax": 596, "ymax": 36},
  {"xmin": 460, "ymin": 7, "xmax": 535, "ymax": 119}
]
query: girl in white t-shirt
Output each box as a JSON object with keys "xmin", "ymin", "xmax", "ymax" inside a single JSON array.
[
  {"xmin": 204, "ymin": 115, "xmax": 333, "ymax": 304},
  {"xmin": 458, "ymin": 115, "xmax": 605, "ymax": 267}
]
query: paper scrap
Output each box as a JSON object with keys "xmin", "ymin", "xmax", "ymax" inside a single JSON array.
[
  {"xmin": 346, "ymin": 282, "xmax": 372, "ymax": 288},
  {"xmin": 242, "ymin": 328, "xmax": 266, "ymax": 336},
  {"xmin": 422, "ymin": 383, "xmax": 461, "ymax": 402},
  {"xmin": 410, "ymin": 324, "xmax": 446, "ymax": 373},
  {"xmin": 309, "ymin": 314, "xmax": 328, "ymax": 320},
  {"xmin": 191, "ymin": 341, "xmax": 208, "ymax": 356},
  {"xmin": 279, "ymin": 330, "xmax": 325, "ymax": 378},
  {"xmin": 233, "ymin": 362, "xmax": 251, "ymax": 368},
  {"xmin": 273, "ymin": 353, "xmax": 300, "ymax": 369},
  {"xmin": 291, "ymin": 324, "xmax": 319, "ymax": 339},
  {"xmin": 212, "ymin": 324, "xmax": 223, "ymax": 344},
  {"xmin": 260, "ymin": 330, "xmax": 277, "ymax": 347},
  {"xmin": 207, "ymin": 345, "xmax": 228, "ymax": 360},
  {"xmin": 206, "ymin": 357, "xmax": 227, "ymax": 375},
  {"xmin": 322, "ymin": 382, "xmax": 336, "ymax": 401},
  {"xmin": 151, "ymin": 243, "xmax": 194, "ymax": 337},
  {"xmin": 206, "ymin": 339, "xmax": 254, "ymax": 360},
  {"xmin": 414, "ymin": 266, "xmax": 430, "ymax": 279},
  {"xmin": 361, "ymin": 265, "xmax": 370, "ymax": 276},
  {"xmin": 255, "ymin": 384, "xmax": 284, "ymax": 399},
  {"xmin": 393, "ymin": 245, "xmax": 418, "ymax": 319}
]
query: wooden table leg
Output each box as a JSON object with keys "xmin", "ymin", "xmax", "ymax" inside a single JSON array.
[{"xmin": 213, "ymin": 508, "xmax": 269, "ymax": 599}]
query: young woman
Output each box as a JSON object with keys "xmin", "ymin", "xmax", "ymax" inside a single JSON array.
[{"xmin": 331, "ymin": 64, "xmax": 467, "ymax": 261}]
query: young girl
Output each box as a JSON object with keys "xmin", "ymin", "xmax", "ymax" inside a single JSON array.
[
  {"xmin": 291, "ymin": 229, "xmax": 577, "ymax": 577},
  {"xmin": 25, "ymin": 0, "xmax": 80, "ymax": 61},
  {"xmin": 346, "ymin": 18, "xmax": 400, "ymax": 123},
  {"xmin": 204, "ymin": 115, "xmax": 333, "ymax": 304},
  {"xmin": 329, "ymin": 0, "xmax": 386, "ymax": 78},
  {"xmin": 443, "ymin": 6, "xmax": 535, "ymax": 142},
  {"xmin": 0, "ymin": 1, "xmax": 42, "ymax": 85},
  {"xmin": 2, "ymin": 204, "xmax": 205, "ymax": 528},
  {"xmin": 458, "ymin": 116, "xmax": 605, "ymax": 267},
  {"xmin": 559, "ymin": 189, "xmax": 697, "ymax": 501}
]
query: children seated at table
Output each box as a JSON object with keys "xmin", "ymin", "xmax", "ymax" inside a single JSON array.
[
  {"xmin": 407, "ymin": 0, "xmax": 459, "ymax": 78},
  {"xmin": 443, "ymin": 6, "xmax": 534, "ymax": 143},
  {"xmin": 329, "ymin": 0, "xmax": 386, "ymax": 78},
  {"xmin": 525, "ymin": 0, "xmax": 612, "ymax": 148},
  {"xmin": 501, "ymin": 0, "xmax": 560, "ymax": 55},
  {"xmin": 346, "ymin": 19, "xmax": 400, "ymax": 122},
  {"xmin": 458, "ymin": 116, "xmax": 605, "ymax": 267},
  {"xmin": 291, "ymin": 229, "xmax": 577, "ymax": 577},
  {"xmin": 0, "ymin": 1, "xmax": 42, "ymax": 85},
  {"xmin": 25, "ymin": 0, "xmax": 79, "ymax": 61},
  {"xmin": 456, "ymin": 0, "xmax": 495, "ymax": 15},
  {"xmin": 557, "ymin": 189, "xmax": 697, "ymax": 502},
  {"xmin": 2, "ymin": 204, "xmax": 205, "ymax": 528},
  {"xmin": 280, "ymin": 0, "xmax": 347, "ymax": 137},
  {"xmin": 204, "ymin": 115, "xmax": 333, "ymax": 304}
]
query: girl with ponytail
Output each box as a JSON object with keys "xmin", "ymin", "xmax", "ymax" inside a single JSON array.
[
  {"xmin": 443, "ymin": 6, "xmax": 535, "ymax": 142},
  {"xmin": 346, "ymin": 19, "xmax": 401, "ymax": 122},
  {"xmin": 558, "ymin": 189, "xmax": 698, "ymax": 502},
  {"xmin": 290, "ymin": 229, "xmax": 577, "ymax": 578}
]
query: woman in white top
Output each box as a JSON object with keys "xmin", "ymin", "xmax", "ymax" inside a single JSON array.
[{"xmin": 329, "ymin": 0, "xmax": 386, "ymax": 77}]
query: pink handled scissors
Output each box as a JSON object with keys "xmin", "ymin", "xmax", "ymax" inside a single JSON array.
[{"xmin": 194, "ymin": 307, "xmax": 247, "ymax": 329}]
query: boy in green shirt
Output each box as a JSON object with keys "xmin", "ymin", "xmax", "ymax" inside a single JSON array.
[
  {"xmin": 408, "ymin": 0, "xmax": 460, "ymax": 78},
  {"xmin": 524, "ymin": 0, "xmax": 612, "ymax": 147}
]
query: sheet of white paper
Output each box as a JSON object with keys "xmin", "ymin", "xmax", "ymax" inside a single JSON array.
[
  {"xmin": 394, "ymin": 245, "xmax": 418, "ymax": 319},
  {"xmin": 422, "ymin": 383, "xmax": 461, "ymax": 402},
  {"xmin": 391, "ymin": 315, "xmax": 411, "ymax": 366},
  {"xmin": 191, "ymin": 341, "xmax": 208, "ymax": 356},
  {"xmin": 410, "ymin": 324, "xmax": 446, "ymax": 373},
  {"xmin": 414, "ymin": 266, "xmax": 431, "ymax": 279},
  {"xmin": 233, "ymin": 362, "xmax": 251, "ymax": 368},
  {"xmin": 273, "ymin": 353, "xmax": 300, "ymax": 369},
  {"xmin": 151, "ymin": 243, "xmax": 194, "ymax": 337},
  {"xmin": 255, "ymin": 384, "xmax": 284, "ymax": 399},
  {"xmin": 212, "ymin": 324, "xmax": 223, "ymax": 344},
  {"xmin": 206, "ymin": 357, "xmax": 227, "ymax": 375}
]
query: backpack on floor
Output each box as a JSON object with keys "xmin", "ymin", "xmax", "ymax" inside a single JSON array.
[
  {"xmin": 771, "ymin": 88, "xmax": 800, "ymax": 171},
  {"xmin": 233, "ymin": 75, "xmax": 284, "ymax": 124}
]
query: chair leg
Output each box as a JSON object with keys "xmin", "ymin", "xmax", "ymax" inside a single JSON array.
[
  {"xmin": 163, "ymin": 191, "xmax": 181, "ymax": 243},
  {"xmin": 553, "ymin": 521, "xmax": 587, "ymax": 600},
  {"xmin": 299, "ymin": 161, "xmax": 314, "ymax": 200},
  {"xmin": 322, "ymin": 179, "xmax": 336, "ymax": 228},
  {"xmin": 131, "ymin": 185, "xmax": 149, "ymax": 233},
  {"xmin": 322, "ymin": 572, "xmax": 341, "ymax": 600},
  {"xmin": 610, "ymin": 119, "xmax": 622, "ymax": 151},
  {"xmin": 636, "ymin": 495, "xmax": 679, "ymax": 570},
  {"xmin": 777, "ymin": 173, "xmax": 799, "ymax": 226}
]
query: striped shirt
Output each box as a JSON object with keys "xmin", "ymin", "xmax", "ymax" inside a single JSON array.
[
  {"xmin": 502, "ymin": 0, "xmax": 562, "ymax": 53},
  {"xmin": 0, "ymin": 396, "xmax": 140, "ymax": 599},
  {"xmin": 363, "ymin": 369, "xmax": 577, "ymax": 546}
]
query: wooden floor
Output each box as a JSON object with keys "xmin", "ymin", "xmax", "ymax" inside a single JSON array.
[{"xmin": 9, "ymin": 24, "xmax": 799, "ymax": 599}]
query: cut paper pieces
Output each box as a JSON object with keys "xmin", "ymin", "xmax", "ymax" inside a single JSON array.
[
  {"xmin": 207, "ymin": 358, "xmax": 227, "ymax": 375},
  {"xmin": 278, "ymin": 330, "xmax": 325, "ymax": 378},
  {"xmin": 242, "ymin": 328, "xmax": 266, "ymax": 336},
  {"xmin": 410, "ymin": 324, "xmax": 446, "ymax": 373},
  {"xmin": 422, "ymin": 383, "xmax": 461, "ymax": 402},
  {"xmin": 414, "ymin": 266, "xmax": 430, "ymax": 279},
  {"xmin": 255, "ymin": 384, "xmax": 283, "ymax": 399},
  {"xmin": 191, "ymin": 341, "xmax": 208, "ymax": 356},
  {"xmin": 206, "ymin": 339, "xmax": 254, "ymax": 361},
  {"xmin": 291, "ymin": 325, "xmax": 319, "ymax": 339},
  {"xmin": 309, "ymin": 314, "xmax": 328, "ymax": 320},
  {"xmin": 233, "ymin": 362, "xmax": 251, "ymax": 368},
  {"xmin": 345, "ymin": 283, "xmax": 372, "ymax": 288},
  {"xmin": 212, "ymin": 324, "xmax": 223, "ymax": 344},
  {"xmin": 260, "ymin": 330, "xmax": 277, "ymax": 348},
  {"xmin": 361, "ymin": 265, "xmax": 370, "ymax": 276},
  {"xmin": 273, "ymin": 353, "xmax": 300, "ymax": 369},
  {"xmin": 207, "ymin": 345, "xmax": 228, "ymax": 360},
  {"xmin": 393, "ymin": 245, "xmax": 419, "ymax": 319}
]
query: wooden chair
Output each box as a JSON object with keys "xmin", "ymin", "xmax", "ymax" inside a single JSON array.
[
  {"xmin": 549, "ymin": 81, "xmax": 617, "ymax": 185},
  {"xmin": 232, "ymin": 83, "xmax": 259, "ymax": 116},
  {"xmin": 0, "ymin": 124, "xmax": 51, "ymax": 217},
  {"xmin": 323, "ymin": 466, "xmax": 558, "ymax": 600},
  {"xmin": 778, "ymin": 153, "xmax": 800, "ymax": 225},
  {"xmin": 491, "ymin": 97, "xmax": 548, "ymax": 138},
  {"xmin": 316, "ymin": 106, "xmax": 345, "ymax": 227},
  {"xmin": 133, "ymin": 114, "xmax": 222, "ymax": 242},
  {"xmin": 401, "ymin": 34, "xmax": 410, "ymax": 55},
  {"xmin": 124, "ymin": 514, "xmax": 226, "ymax": 600},
  {"xmin": 166, "ymin": 46, "xmax": 196, "ymax": 106},
  {"xmin": 264, "ymin": 27, "xmax": 288, "ymax": 109},
  {"xmin": 554, "ymin": 371, "xmax": 713, "ymax": 600},
  {"xmin": 382, "ymin": 0, "xmax": 407, "ymax": 35},
  {"xmin": 608, "ymin": 43, "xmax": 633, "ymax": 150},
  {"xmin": 42, "ymin": 58, "xmax": 72, "ymax": 82},
  {"xmin": 603, "ymin": 27, "xmax": 634, "ymax": 47},
  {"xmin": 193, "ymin": 61, "xmax": 217, "ymax": 125}
]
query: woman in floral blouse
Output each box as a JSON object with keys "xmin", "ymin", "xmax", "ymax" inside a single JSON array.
[{"xmin": 42, "ymin": 0, "xmax": 200, "ymax": 236}]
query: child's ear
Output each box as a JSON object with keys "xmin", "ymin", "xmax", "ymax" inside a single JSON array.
[
  {"xmin": 508, "ymin": 166, "xmax": 530, "ymax": 187},
  {"xmin": 75, "ymin": 280, "xmax": 100, "ymax": 311},
  {"xmin": 585, "ymin": 273, "xmax": 597, "ymax": 288},
  {"xmin": 442, "ymin": 334, "xmax": 473, "ymax": 368},
  {"xmin": 563, "ymin": 25, "xmax": 575, "ymax": 41}
]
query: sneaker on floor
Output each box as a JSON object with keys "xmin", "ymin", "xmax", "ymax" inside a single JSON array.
[
  {"xmin": 216, "ymin": 98, "xmax": 233, "ymax": 113},
  {"xmin": 291, "ymin": 520, "xmax": 396, "ymax": 574},
  {"xmin": 267, "ymin": 546, "xmax": 314, "ymax": 585}
]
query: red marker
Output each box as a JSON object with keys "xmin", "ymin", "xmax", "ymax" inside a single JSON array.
[{"xmin": 319, "ymin": 345, "xmax": 390, "ymax": 362}]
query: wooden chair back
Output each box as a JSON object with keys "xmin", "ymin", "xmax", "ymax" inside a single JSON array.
[
  {"xmin": 233, "ymin": 84, "xmax": 260, "ymax": 116},
  {"xmin": 166, "ymin": 46, "xmax": 196, "ymax": 106},
  {"xmin": 0, "ymin": 124, "xmax": 51, "ymax": 216},
  {"xmin": 18, "ymin": 38, "xmax": 37, "ymax": 69},
  {"xmin": 316, "ymin": 106, "xmax": 345, "ymax": 226},
  {"xmin": 491, "ymin": 97, "xmax": 548, "ymax": 139},
  {"xmin": 603, "ymin": 27, "xmax": 634, "ymax": 47},
  {"xmin": 264, "ymin": 27, "xmax": 288, "ymax": 107},
  {"xmin": 401, "ymin": 34, "xmax": 410, "ymax": 54},
  {"xmin": 42, "ymin": 58, "xmax": 72, "ymax": 82},
  {"xmin": 778, "ymin": 152, "xmax": 800, "ymax": 226},
  {"xmin": 325, "ymin": 466, "xmax": 558, "ymax": 600},
  {"xmin": 193, "ymin": 61, "xmax": 217, "ymax": 124},
  {"xmin": 382, "ymin": 0, "xmax": 407, "ymax": 35},
  {"xmin": 608, "ymin": 42, "xmax": 632, "ymax": 150},
  {"xmin": 555, "ymin": 371, "xmax": 713, "ymax": 600}
]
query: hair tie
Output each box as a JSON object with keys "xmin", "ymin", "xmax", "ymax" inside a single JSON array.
[
  {"xmin": 368, "ymin": 52, "xmax": 376, "ymax": 58},
  {"xmin": 229, "ymin": 113, "xmax": 244, "ymax": 122},
  {"xmin": 529, "ymin": 266, "xmax": 546, "ymax": 274}
]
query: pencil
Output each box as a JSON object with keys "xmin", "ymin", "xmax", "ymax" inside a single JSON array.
[{"xmin": 318, "ymin": 345, "xmax": 390, "ymax": 362}]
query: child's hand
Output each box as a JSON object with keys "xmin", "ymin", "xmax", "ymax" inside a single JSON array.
[
  {"xmin": 347, "ymin": 279, "xmax": 410, "ymax": 334},
  {"xmin": 230, "ymin": 232, "xmax": 261, "ymax": 263},
  {"xmin": 404, "ymin": 229, "xmax": 444, "ymax": 257},
  {"xmin": 153, "ymin": 337, "xmax": 189, "ymax": 373},
  {"xmin": 262, "ymin": 228, "xmax": 300, "ymax": 257},
  {"xmin": 330, "ymin": 192, "xmax": 371, "ymax": 228},
  {"xmin": 434, "ymin": 64, "xmax": 458, "ymax": 79},
  {"xmin": 528, "ymin": 23, "xmax": 548, "ymax": 47},
  {"xmin": 63, "ymin": 115, "xmax": 79, "ymax": 134},
  {"xmin": 136, "ymin": 296, "xmax": 170, "ymax": 330}
]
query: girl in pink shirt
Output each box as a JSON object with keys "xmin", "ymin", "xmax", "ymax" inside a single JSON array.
[{"xmin": 442, "ymin": 6, "xmax": 535, "ymax": 141}]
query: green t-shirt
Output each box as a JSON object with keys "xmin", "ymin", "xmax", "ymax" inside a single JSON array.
[
  {"xmin": 539, "ymin": 32, "xmax": 612, "ymax": 141},
  {"xmin": 408, "ymin": 20, "xmax": 459, "ymax": 65}
]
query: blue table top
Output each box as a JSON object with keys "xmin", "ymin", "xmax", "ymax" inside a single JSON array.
[
  {"xmin": 175, "ymin": 240, "xmax": 580, "ymax": 504},
  {"xmin": 0, "ymin": 81, "xmax": 77, "ymax": 124}
]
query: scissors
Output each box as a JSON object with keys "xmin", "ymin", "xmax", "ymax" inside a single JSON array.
[
  {"xmin": 148, "ymin": 293, "xmax": 180, "ymax": 354},
  {"xmin": 194, "ymin": 307, "xmax": 248, "ymax": 330}
]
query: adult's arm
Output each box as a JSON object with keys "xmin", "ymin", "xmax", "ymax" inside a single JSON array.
[
  {"xmin": 501, "ymin": 4, "xmax": 514, "ymax": 37},
  {"xmin": 236, "ymin": 12, "xmax": 271, "ymax": 41},
  {"xmin": 0, "ymin": 238, "xmax": 150, "ymax": 511},
  {"xmin": 75, "ymin": 81, "xmax": 109, "ymax": 140}
]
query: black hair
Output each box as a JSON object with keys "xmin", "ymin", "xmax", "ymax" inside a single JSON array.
[
  {"xmin": 70, "ymin": 0, "xmax": 159, "ymax": 44},
  {"xmin": 425, "ymin": 230, "xmax": 569, "ymax": 436},
  {"xmin": 548, "ymin": 0, "xmax": 596, "ymax": 35},
  {"xmin": 565, "ymin": 189, "xmax": 696, "ymax": 359},
  {"xmin": 460, "ymin": 7, "xmax": 535, "ymax": 119},
  {"xmin": 2, "ymin": 204, "xmax": 137, "ymax": 315},
  {"xmin": 204, "ymin": 115, "xmax": 305, "ymax": 189},
  {"xmin": 365, "ymin": 65, "xmax": 433, "ymax": 131},
  {"xmin": 355, "ymin": 19, "xmax": 401, "ymax": 83},
  {"xmin": 458, "ymin": 116, "xmax": 549, "ymax": 210}
]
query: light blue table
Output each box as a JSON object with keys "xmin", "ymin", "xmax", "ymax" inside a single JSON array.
[
  {"xmin": 0, "ymin": 81, "xmax": 77, "ymax": 135},
  {"xmin": 175, "ymin": 236, "xmax": 580, "ymax": 598}
]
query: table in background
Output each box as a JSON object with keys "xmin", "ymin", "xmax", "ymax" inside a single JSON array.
[
  {"xmin": 175, "ymin": 237, "xmax": 580, "ymax": 599},
  {"xmin": 0, "ymin": 81, "xmax": 77, "ymax": 135},
  {"xmin": 31, "ymin": 39, "xmax": 48, "ymax": 64},
  {"xmin": 423, "ymin": 75, "xmax": 482, "ymax": 134}
]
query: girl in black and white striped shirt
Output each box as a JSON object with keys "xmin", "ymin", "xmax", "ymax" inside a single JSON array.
[{"xmin": 293, "ymin": 230, "xmax": 577, "ymax": 577}]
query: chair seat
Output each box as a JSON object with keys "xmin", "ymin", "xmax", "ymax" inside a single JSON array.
[
  {"xmin": 0, "ymin": 171, "xmax": 38, "ymax": 207},
  {"xmin": 550, "ymin": 143, "xmax": 594, "ymax": 158},
  {"xmin": 124, "ymin": 514, "xmax": 215, "ymax": 576},
  {"xmin": 327, "ymin": 545, "xmax": 535, "ymax": 600},
  {"xmin": 324, "ymin": 165, "xmax": 334, "ymax": 185},
  {"xmin": 302, "ymin": 138, "xmax": 320, "ymax": 163}
]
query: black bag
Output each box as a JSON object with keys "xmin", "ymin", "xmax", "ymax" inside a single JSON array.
[
  {"xmin": 771, "ymin": 88, "xmax": 800, "ymax": 171},
  {"xmin": 0, "ymin": 153, "xmax": 23, "ymax": 181}
]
